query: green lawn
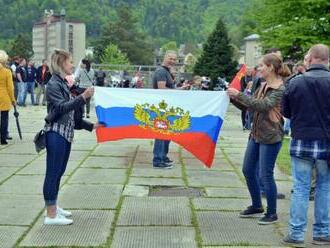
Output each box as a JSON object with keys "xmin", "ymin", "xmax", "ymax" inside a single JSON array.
[{"xmin": 276, "ymin": 138, "xmax": 291, "ymax": 175}]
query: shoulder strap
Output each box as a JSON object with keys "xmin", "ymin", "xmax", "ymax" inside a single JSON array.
[
  {"xmin": 303, "ymin": 75, "xmax": 330, "ymax": 139},
  {"xmin": 83, "ymin": 69, "xmax": 94, "ymax": 84}
]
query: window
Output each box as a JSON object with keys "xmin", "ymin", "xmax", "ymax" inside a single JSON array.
[{"xmin": 68, "ymin": 25, "xmax": 73, "ymax": 54}]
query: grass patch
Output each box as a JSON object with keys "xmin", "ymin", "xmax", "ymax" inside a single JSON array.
[{"xmin": 276, "ymin": 138, "xmax": 291, "ymax": 176}]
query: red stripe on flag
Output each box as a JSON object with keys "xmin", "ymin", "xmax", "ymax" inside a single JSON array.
[
  {"xmin": 96, "ymin": 126, "xmax": 216, "ymax": 168},
  {"xmin": 229, "ymin": 64, "xmax": 247, "ymax": 91}
]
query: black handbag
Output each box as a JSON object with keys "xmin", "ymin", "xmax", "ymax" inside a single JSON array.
[{"xmin": 33, "ymin": 129, "xmax": 46, "ymax": 153}]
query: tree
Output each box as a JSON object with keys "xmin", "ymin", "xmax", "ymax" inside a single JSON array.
[
  {"xmin": 184, "ymin": 53, "xmax": 197, "ymax": 73},
  {"xmin": 95, "ymin": 4, "xmax": 154, "ymax": 65},
  {"xmin": 161, "ymin": 41, "xmax": 178, "ymax": 52},
  {"xmin": 194, "ymin": 18, "xmax": 238, "ymax": 85},
  {"xmin": 8, "ymin": 34, "xmax": 33, "ymax": 59},
  {"xmin": 100, "ymin": 44, "xmax": 130, "ymax": 65},
  {"xmin": 244, "ymin": 0, "xmax": 330, "ymax": 61}
]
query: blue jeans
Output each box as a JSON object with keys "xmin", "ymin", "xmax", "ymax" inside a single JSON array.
[
  {"xmin": 43, "ymin": 131, "xmax": 71, "ymax": 206},
  {"xmin": 153, "ymin": 139, "xmax": 170, "ymax": 165},
  {"xmin": 289, "ymin": 156, "xmax": 330, "ymax": 241},
  {"xmin": 242, "ymin": 138, "xmax": 282, "ymax": 214},
  {"xmin": 25, "ymin": 82, "xmax": 35, "ymax": 105},
  {"xmin": 17, "ymin": 82, "xmax": 27, "ymax": 105}
]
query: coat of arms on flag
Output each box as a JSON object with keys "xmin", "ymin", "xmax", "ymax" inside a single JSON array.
[{"xmin": 94, "ymin": 88, "xmax": 229, "ymax": 167}]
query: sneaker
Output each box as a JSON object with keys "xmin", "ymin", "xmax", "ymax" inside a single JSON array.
[
  {"xmin": 153, "ymin": 163, "xmax": 173, "ymax": 169},
  {"xmin": 239, "ymin": 206, "xmax": 264, "ymax": 218},
  {"xmin": 57, "ymin": 207, "xmax": 72, "ymax": 217},
  {"xmin": 164, "ymin": 157, "xmax": 174, "ymax": 166},
  {"xmin": 86, "ymin": 114, "xmax": 90, "ymax": 118},
  {"xmin": 44, "ymin": 214, "xmax": 73, "ymax": 225},
  {"xmin": 44, "ymin": 207, "xmax": 72, "ymax": 217},
  {"xmin": 281, "ymin": 235, "xmax": 305, "ymax": 248},
  {"xmin": 312, "ymin": 236, "xmax": 330, "ymax": 245},
  {"xmin": 258, "ymin": 213, "xmax": 278, "ymax": 225}
]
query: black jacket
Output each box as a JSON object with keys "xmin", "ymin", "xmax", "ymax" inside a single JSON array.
[
  {"xmin": 36, "ymin": 65, "xmax": 52, "ymax": 84},
  {"xmin": 281, "ymin": 64, "xmax": 330, "ymax": 140},
  {"xmin": 45, "ymin": 74, "xmax": 93, "ymax": 131}
]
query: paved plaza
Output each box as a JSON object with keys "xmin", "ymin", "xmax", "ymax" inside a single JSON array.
[{"xmin": 0, "ymin": 104, "xmax": 319, "ymax": 247}]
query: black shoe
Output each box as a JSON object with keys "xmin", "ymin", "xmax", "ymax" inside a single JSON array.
[
  {"xmin": 86, "ymin": 114, "xmax": 90, "ymax": 118},
  {"xmin": 239, "ymin": 206, "xmax": 264, "ymax": 218},
  {"xmin": 164, "ymin": 157, "xmax": 174, "ymax": 166},
  {"xmin": 6, "ymin": 136, "xmax": 12, "ymax": 140},
  {"xmin": 312, "ymin": 236, "xmax": 330, "ymax": 245},
  {"xmin": 153, "ymin": 163, "xmax": 173, "ymax": 169},
  {"xmin": 1, "ymin": 140, "xmax": 8, "ymax": 145},
  {"xmin": 258, "ymin": 213, "xmax": 278, "ymax": 225},
  {"xmin": 281, "ymin": 235, "xmax": 305, "ymax": 247}
]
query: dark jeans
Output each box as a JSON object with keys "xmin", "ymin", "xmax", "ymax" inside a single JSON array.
[
  {"xmin": 153, "ymin": 139, "xmax": 170, "ymax": 165},
  {"xmin": 43, "ymin": 131, "xmax": 71, "ymax": 206},
  {"xmin": 242, "ymin": 138, "xmax": 282, "ymax": 215},
  {"xmin": 0, "ymin": 111, "xmax": 9, "ymax": 142},
  {"xmin": 25, "ymin": 82, "xmax": 35, "ymax": 105},
  {"xmin": 14, "ymin": 81, "xmax": 18, "ymax": 100}
]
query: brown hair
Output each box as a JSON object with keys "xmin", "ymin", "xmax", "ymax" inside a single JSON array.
[
  {"xmin": 50, "ymin": 49, "xmax": 71, "ymax": 77},
  {"xmin": 263, "ymin": 53, "xmax": 290, "ymax": 77}
]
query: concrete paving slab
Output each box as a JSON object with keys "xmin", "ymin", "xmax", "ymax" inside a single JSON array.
[
  {"xmin": 0, "ymin": 195, "xmax": 43, "ymax": 225},
  {"xmin": 81, "ymin": 156, "xmax": 131, "ymax": 168},
  {"xmin": 17, "ymin": 159, "xmax": 79, "ymax": 176},
  {"xmin": 123, "ymin": 185, "xmax": 149, "ymax": 197},
  {"xmin": 129, "ymin": 177, "xmax": 184, "ymax": 186},
  {"xmin": 197, "ymin": 211, "xmax": 281, "ymax": 246},
  {"xmin": 0, "ymin": 154, "xmax": 36, "ymax": 167},
  {"xmin": 20, "ymin": 210, "xmax": 114, "ymax": 247},
  {"xmin": 0, "ymin": 226, "xmax": 28, "ymax": 248},
  {"xmin": 112, "ymin": 227, "xmax": 197, "ymax": 248},
  {"xmin": 0, "ymin": 175, "xmax": 67, "ymax": 194},
  {"xmin": 92, "ymin": 144, "xmax": 137, "ymax": 157},
  {"xmin": 131, "ymin": 167, "xmax": 182, "ymax": 178},
  {"xmin": 59, "ymin": 184, "xmax": 123, "ymax": 209},
  {"xmin": 193, "ymin": 198, "xmax": 250, "ymax": 211},
  {"xmin": 117, "ymin": 197, "xmax": 191, "ymax": 226},
  {"xmin": 187, "ymin": 170, "xmax": 244, "ymax": 188},
  {"xmin": 0, "ymin": 143, "xmax": 37, "ymax": 154},
  {"xmin": 68, "ymin": 168, "xmax": 127, "ymax": 185},
  {"xmin": 183, "ymin": 158, "xmax": 233, "ymax": 171},
  {"xmin": 0, "ymin": 167, "xmax": 18, "ymax": 182},
  {"xmin": 205, "ymin": 187, "xmax": 249, "ymax": 198}
]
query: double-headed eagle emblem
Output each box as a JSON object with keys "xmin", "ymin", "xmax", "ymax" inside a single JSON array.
[{"xmin": 134, "ymin": 100, "xmax": 191, "ymax": 134}]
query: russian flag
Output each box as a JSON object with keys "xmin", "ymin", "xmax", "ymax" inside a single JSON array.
[{"xmin": 94, "ymin": 88, "xmax": 229, "ymax": 167}]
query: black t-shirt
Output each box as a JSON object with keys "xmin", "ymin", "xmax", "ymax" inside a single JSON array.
[
  {"xmin": 16, "ymin": 66, "xmax": 27, "ymax": 82},
  {"xmin": 152, "ymin": 66, "xmax": 174, "ymax": 89},
  {"xmin": 95, "ymin": 70, "xmax": 106, "ymax": 86}
]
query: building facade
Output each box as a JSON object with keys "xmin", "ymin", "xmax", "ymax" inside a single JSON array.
[
  {"xmin": 243, "ymin": 34, "xmax": 262, "ymax": 67},
  {"xmin": 32, "ymin": 9, "xmax": 86, "ymax": 66}
]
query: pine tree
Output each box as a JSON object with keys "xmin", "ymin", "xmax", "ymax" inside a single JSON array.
[
  {"xmin": 8, "ymin": 34, "xmax": 34, "ymax": 59},
  {"xmin": 194, "ymin": 18, "xmax": 237, "ymax": 86}
]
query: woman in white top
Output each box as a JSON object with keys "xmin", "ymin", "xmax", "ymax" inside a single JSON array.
[{"xmin": 75, "ymin": 59, "xmax": 95, "ymax": 118}]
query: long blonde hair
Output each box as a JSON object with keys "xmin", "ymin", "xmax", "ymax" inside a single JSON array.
[{"xmin": 0, "ymin": 50, "xmax": 9, "ymax": 69}]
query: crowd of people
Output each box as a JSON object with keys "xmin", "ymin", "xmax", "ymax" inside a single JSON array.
[{"xmin": 0, "ymin": 43, "xmax": 329, "ymax": 247}]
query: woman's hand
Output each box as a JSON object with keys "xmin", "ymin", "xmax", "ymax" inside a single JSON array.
[
  {"xmin": 93, "ymin": 122, "xmax": 104, "ymax": 129},
  {"xmin": 82, "ymin": 87, "xmax": 94, "ymax": 100},
  {"xmin": 227, "ymin": 88, "xmax": 240, "ymax": 98}
]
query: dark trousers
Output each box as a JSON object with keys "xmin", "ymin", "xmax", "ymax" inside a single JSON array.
[
  {"xmin": 153, "ymin": 139, "xmax": 170, "ymax": 165},
  {"xmin": 0, "ymin": 111, "xmax": 9, "ymax": 142},
  {"xmin": 86, "ymin": 98, "xmax": 91, "ymax": 115},
  {"xmin": 242, "ymin": 138, "xmax": 282, "ymax": 215},
  {"xmin": 241, "ymin": 110, "xmax": 246, "ymax": 129},
  {"xmin": 14, "ymin": 81, "xmax": 18, "ymax": 100},
  {"xmin": 43, "ymin": 131, "xmax": 71, "ymax": 206}
]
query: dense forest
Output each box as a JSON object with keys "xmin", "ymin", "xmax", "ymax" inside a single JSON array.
[{"xmin": 0, "ymin": 0, "xmax": 251, "ymax": 49}]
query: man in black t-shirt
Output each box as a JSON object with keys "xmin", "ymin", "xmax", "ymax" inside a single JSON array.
[{"xmin": 152, "ymin": 51, "xmax": 189, "ymax": 169}]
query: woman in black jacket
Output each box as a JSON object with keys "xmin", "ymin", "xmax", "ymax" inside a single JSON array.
[{"xmin": 43, "ymin": 49, "xmax": 101, "ymax": 225}]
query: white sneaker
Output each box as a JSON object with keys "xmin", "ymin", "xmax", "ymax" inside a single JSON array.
[
  {"xmin": 57, "ymin": 207, "xmax": 72, "ymax": 217},
  {"xmin": 44, "ymin": 207, "xmax": 72, "ymax": 217},
  {"xmin": 44, "ymin": 214, "xmax": 73, "ymax": 225}
]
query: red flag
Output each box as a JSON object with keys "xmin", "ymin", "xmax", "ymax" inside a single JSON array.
[{"xmin": 229, "ymin": 64, "xmax": 247, "ymax": 91}]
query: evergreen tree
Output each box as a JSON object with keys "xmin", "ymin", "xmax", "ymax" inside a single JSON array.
[
  {"xmin": 100, "ymin": 44, "xmax": 130, "ymax": 65},
  {"xmin": 194, "ymin": 18, "xmax": 237, "ymax": 86},
  {"xmin": 8, "ymin": 34, "xmax": 34, "ymax": 59}
]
